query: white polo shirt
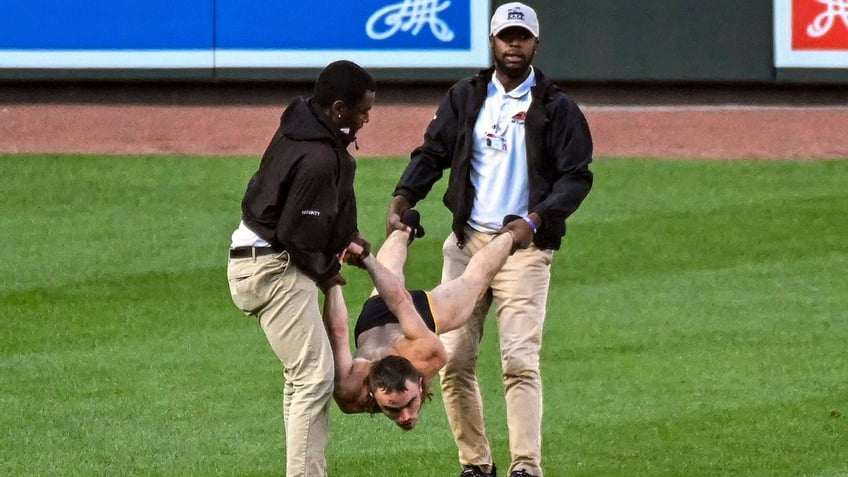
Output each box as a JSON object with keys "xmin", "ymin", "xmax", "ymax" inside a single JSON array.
[
  {"xmin": 468, "ymin": 67, "xmax": 535, "ymax": 233},
  {"xmin": 230, "ymin": 220, "xmax": 271, "ymax": 248}
]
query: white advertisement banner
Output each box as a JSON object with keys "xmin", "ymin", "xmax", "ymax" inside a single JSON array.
[{"xmin": 774, "ymin": 0, "xmax": 848, "ymax": 67}]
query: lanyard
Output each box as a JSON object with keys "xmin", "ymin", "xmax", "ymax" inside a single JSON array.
[{"xmin": 488, "ymin": 94, "xmax": 513, "ymax": 135}]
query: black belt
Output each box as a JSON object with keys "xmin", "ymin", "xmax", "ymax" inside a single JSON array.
[{"xmin": 229, "ymin": 246, "xmax": 282, "ymax": 259}]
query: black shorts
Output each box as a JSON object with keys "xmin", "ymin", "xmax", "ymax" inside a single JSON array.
[{"xmin": 354, "ymin": 290, "xmax": 437, "ymax": 344}]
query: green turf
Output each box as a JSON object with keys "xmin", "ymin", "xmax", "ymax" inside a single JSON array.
[{"xmin": 1, "ymin": 153, "xmax": 846, "ymax": 476}]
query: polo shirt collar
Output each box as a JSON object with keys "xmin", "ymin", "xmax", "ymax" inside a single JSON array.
[{"xmin": 492, "ymin": 66, "xmax": 536, "ymax": 99}]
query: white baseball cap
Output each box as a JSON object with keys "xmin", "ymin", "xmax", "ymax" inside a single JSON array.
[{"xmin": 490, "ymin": 2, "xmax": 539, "ymax": 38}]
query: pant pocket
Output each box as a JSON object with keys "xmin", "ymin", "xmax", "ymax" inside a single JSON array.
[
  {"xmin": 228, "ymin": 275, "xmax": 266, "ymax": 315},
  {"xmin": 227, "ymin": 256, "xmax": 287, "ymax": 314}
]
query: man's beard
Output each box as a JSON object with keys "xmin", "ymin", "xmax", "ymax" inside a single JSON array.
[{"xmin": 494, "ymin": 52, "xmax": 535, "ymax": 79}]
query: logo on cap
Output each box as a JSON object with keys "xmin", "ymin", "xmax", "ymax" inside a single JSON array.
[
  {"xmin": 491, "ymin": 2, "xmax": 539, "ymax": 38},
  {"xmin": 507, "ymin": 8, "xmax": 526, "ymax": 21}
]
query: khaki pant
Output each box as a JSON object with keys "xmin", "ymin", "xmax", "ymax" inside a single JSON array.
[
  {"xmin": 227, "ymin": 251, "xmax": 333, "ymax": 477},
  {"xmin": 439, "ymin": 229, "xmax": 553, "ymax": 477}
]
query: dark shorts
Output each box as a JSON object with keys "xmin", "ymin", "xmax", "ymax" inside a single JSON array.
[{"xmin": 354, "ymin": 290, "xmax": 437, "ymax": 344}]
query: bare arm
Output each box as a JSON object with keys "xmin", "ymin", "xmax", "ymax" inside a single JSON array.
[
  {"xmin": 322, "ymin": 285, "xmax": 368, "ymax": 412},
  {"xmin": 323, "ymin": 285, "xmax": 352, "ymax": 374},
  {"xmin": 359, "ymin": 253, "xmax": 433, "ymax": 341},
  {"xmin": 346, "ymin": 236, "xmax": 446, "ymax": 375}
]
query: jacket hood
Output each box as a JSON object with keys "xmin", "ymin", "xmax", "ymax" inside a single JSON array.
[{"xmin": 280, "ymin": 96, "xmax": 354, "ymax": 147}]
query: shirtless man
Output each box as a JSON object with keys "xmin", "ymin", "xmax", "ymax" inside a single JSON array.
[{"xmin": 322, "ymin": 211, "xmax": 531, "ymax": 429}]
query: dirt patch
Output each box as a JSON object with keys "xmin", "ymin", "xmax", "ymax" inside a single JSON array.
[
  {"xmin": 1, "ymin": 83, "xmax": 846, "ymax": 159},
  {"xmin": 584, "ymin": 107, "xmax": 848, "ymax": 160}
]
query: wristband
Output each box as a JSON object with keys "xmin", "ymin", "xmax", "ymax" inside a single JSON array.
[{"xmin": 523, "ymin": 216, "xmax": 537, "ymax": 234}]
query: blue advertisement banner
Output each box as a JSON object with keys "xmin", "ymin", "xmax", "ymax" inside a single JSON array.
[
  {"xmin": 0, "ymin": 0, "xmax": 489, "ymax": 69},
  {"xmin": 217, "ymin": 0, "xmax": 470, "ymax": 49},
  {"xmin": 0, "ymin": 1, "xmax": 213, "ymax": 50}
]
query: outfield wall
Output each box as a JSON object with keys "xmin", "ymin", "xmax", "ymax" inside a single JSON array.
[{"xmin": 1, "ymin": 0, "xmax": 846, "ymax": 84}]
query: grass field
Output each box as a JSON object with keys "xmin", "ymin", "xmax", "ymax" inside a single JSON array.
[{"xmin": 1, "ymin": 153, "xmax": 846, "ymax": 477}]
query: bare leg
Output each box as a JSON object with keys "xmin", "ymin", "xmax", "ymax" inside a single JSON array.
[
  {"xmin": 358, "ymin": 234, "xmax": 435, "ymax": 341},
  {"xmin": 368, "ymin": 229, "xmax": 411, "ymax": 297},
  {"xmin": 427, "ymin": 232, "xmax": 514, "ymax": 333}
]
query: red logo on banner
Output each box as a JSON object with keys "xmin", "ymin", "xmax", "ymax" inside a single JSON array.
[{"xmin": 792, "ymin": 0, "xmax": 848, "ymax": 49}]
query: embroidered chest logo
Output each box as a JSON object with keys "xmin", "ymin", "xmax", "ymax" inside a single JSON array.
[{"xmin": 511, "ymin": 111, "xmax": 527, "ymax": 124}]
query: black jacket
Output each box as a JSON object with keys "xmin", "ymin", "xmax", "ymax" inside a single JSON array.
[
  {"xmin": 241, "ymin": 97, "xmax": 358, "ymax": 283},
  {"xmin": 394, "ymin": 67, "xmax": 593, "ymax": 250}
]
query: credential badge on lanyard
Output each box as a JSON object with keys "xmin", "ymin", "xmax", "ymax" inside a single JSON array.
[{"xmin": 484, "ymin": 132, "xmax": 508, "ymax": 151}]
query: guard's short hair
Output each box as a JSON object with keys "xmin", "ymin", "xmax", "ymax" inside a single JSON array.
[{"xmin": 313, "ymin": 60, "xmax": 376, "ymax": 109}]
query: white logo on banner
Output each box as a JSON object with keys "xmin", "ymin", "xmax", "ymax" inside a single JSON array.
[
  {"xmin": 806, "ymin": 0, "xmax": 848, "ymax": 37},
  {"xmin": 366, "ymin": 0, "xmax": 455, "ymax": 41}
]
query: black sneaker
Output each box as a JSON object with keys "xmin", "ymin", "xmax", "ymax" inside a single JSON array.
[
  {"xmin": 509, "ymin": 470, "xmax": 538, "ymax": 477},
  {"xmin": 460, "ymin": 464, "xmax": 497, "ymax": 477},
  {"xmin": 400, "ymin": 209, "xmax": 425, "ymax": 243}
]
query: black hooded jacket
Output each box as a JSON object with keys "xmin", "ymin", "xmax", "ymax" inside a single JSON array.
[
  {"xmin": 393, "ymin": 67, "xmax": 593, "ymax": 250},
  {"xmin": 241, "ymin": 96, "xmax": 358, "ymax": 283}
]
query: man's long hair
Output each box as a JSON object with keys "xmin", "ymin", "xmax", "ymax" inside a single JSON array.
[{"xmin": 365, "ymin": 355, "xmax": 432, "ymax": 414}]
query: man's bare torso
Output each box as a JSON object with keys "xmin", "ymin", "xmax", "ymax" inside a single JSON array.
[{"xmin": 355, "ymin": 323, "xmax": 406, "ymax": 361}]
